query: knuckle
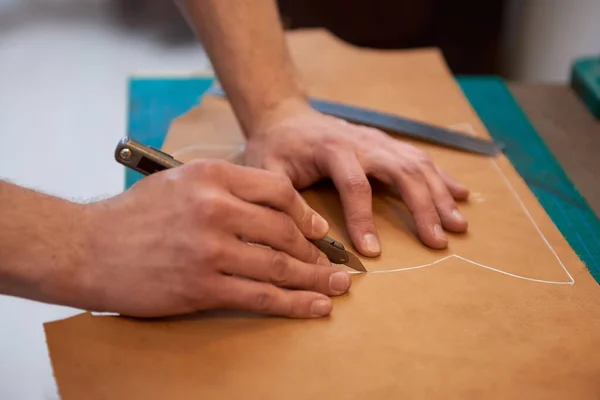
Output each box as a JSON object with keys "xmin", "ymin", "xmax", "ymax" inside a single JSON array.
[
  {"xmin": 190, "ymin": 188, "xmax": 230, "ymax": 225},
  {"xmin": 200, "ymin": 238, "xmax": 225, "ymax": 265},
  {"xmin": 279, "ymin": 213, "xmax": 300, "ymax": 243},
  {"xmin": 194, "ymin": 192, "xmax": 225, "ymax": 223},
  {"xmin": 439, "ymin": 200, "xmax": 458, "ymax": 215},
  {"xmin": 187, "ymin": 159, "xmax": 228, "ymax": 179},
  {"xmin": 183, "ymin": 159, "xmax": 209, "ymax": 176},
  {"xmin": 274, "ymin": 172, "xmax": 292, "ymax": 186},
  {"xmin": 415, "ymin": 205, "xmax": 440, "ymax": 220},
  {"xmin": 269, "ymin": 251, "xmax": 291, "ymax": 286},
  {"xmin": 416, "ymin": 151, "xmax": 434, "ymax": 168},
  {"xmin": 321, "ymin": 135, "xmax": 344, "ymax": 150},
  {"xmin": 436, "ymin": 192, "xmax": 456, "ymax": 207},
  {"xmin": 181, "ymin": 277, "xmax": 215, "ymax": 311},
  {"xmin": 148, "ymin": 167, "xmax": 179, "ymax": 189},
  {"xmin": 348, "ymin": 214, "xmax": 374, "ymax": 227},
  {"xmin": 253, "ymin": 289, "xmax": 277, "ymax": 312},
  {"xmin": 278, "ymin": 178, "xmax": 297, "ymax": 203},
  {"xmin": 204, "ymin": 159, "xmax": 228, "ymax": 178},
  {"xmin": 309, "ymin": 243, "xmax": 323, "ymax": 262},
  {"xmin": 343, "ymin": 175, "xmax": 371, "ymax": 195},
  {"xmin": 399, "ymin": 161, "xmax": 423, "ymax": 177},
  {"xmin": 307, "ymin": 268, "xmax": 320, "ymax": 291}
]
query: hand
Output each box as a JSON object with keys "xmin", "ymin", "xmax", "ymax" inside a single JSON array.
[
  {"xmin": 75, "ymin": 160, "xmax": 351, "ymax": 318},
  {"xmin": 244, "ymin": 102, "xmax": 469, "ymax": 256}
]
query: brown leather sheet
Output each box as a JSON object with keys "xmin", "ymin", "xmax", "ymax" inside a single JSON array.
[{"xmin": 44, "ymin": 30, "xmax": 600, "ymax": 399}]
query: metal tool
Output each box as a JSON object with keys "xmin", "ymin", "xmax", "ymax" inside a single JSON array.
[
  {"xmin": 311, "ymin": 236, "xmax": 367, "ymax": 272},
  {"xmin": 207, "ymin": 85, "xmax": 504, "ymax": 156},
  {"xmin": 114, "ymin": 137, "xmax": 368, "ymax": 272}
]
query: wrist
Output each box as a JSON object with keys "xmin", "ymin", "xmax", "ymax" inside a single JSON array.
[
  {"xmin": 0, "ymin": 187, "xmax": 94, "ymax": 309},
  {"xmin": 37, "ymin": 202, "xmax": 95, "ymax": 309},
  {"xmin": 245, "ymin": 95, "xmax": 314, "ymax": 139},
  {"xmin": 57, "ymin": 202, "xmax": 115, "ymax": 312}
]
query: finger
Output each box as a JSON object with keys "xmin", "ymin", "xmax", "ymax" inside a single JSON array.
[
  {"xmin": 225, "ymin": 164, "xmax": 329, "ymax": 239},
  {"xmin": 227, "ymin": 198, "xmax": 329, "ymax": 265},
  {"xmin": 262, "ymin": 157, "xmax": 289, "ymax": 177},
  {"xmin": 220, "ymin": 243, "xmax": 351, "ymax": 296},
  {"xmin": 392, "ymin": 166, "xmax": 448, "ymax": 249},
  {"xmin": 325, "ymin": 153, "xmax": 380, "ymax": 257},
  {"xmin": 435, "ymin": 166, "xmax": 469, "ymax": 201},
  {"xmin": 421, "ymin": 165, "xmax": 468, "ymax": 233},
  {"xmin": 216, "ymin": 276, "xmax": 335, "ymax": 318},
  {"xmin": 261, "ymin": 159, "xmax": 318, "ymax": 214}
]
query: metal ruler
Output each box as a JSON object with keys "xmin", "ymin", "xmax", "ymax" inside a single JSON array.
[
  {"xmin": 207, "ymin": 85, "xmax": 504, "ymax": 156},
  {"xmin": 124, "ymin": 75, "xmax": 600, "ymax": 284}
]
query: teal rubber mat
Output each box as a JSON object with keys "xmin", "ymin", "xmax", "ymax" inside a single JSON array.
[{"xmin": 126, "ymin": 75, "xmax": 600, "ymax": 284}]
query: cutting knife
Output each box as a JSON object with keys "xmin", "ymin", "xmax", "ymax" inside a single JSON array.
[
  {"xmin": 310, "ymin": 235, "xmax": 367, "ymax": 272},
  {"xmin": 114, "ymin": 137, "xmax": 368, "ymax": 272}
]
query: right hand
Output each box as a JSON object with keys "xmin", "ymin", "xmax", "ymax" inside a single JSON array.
[{"xmin": 76, "ymin": 160, "xmax": 351, "ymax": 318}]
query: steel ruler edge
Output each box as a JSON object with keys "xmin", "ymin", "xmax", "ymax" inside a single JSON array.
[
  {"xmin": 125, "ymin": 75, "xmax": 600, "ymax": 284},
  {"xmin": 206, "ymin": 86, "xmax": 504, "ymax": 156}
]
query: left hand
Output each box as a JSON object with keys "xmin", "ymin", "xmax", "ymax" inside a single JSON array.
[{"xmin": 244, "ymin": 101, "xmax": 469, "ymax": 256}]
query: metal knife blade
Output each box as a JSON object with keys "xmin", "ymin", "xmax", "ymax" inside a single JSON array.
[
  {"xmin": 343, "ymin": 251, "xmax": 367, "ymax": 272},
  {"xmin": 115, "ymin": 138, "xmax": 369, "ymax": 272},
  {"xmin": 311, "ymin": 236, "xmax": 367, "ymax": 272}
]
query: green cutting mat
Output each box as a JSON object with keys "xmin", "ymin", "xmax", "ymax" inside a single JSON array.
[
  {"xmin": 459, "ymin": 77, "xmax": 600, "ymax": 284},
  {"xmin": 126, "ymin": 75, "xmax": 600, "ymax": 285},
  {"xmin": 571, "ymin": 56, "xmax": 600, "ymax": 119}
]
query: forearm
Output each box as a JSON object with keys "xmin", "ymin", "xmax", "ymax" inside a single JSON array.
[
  {"xmin": 0, "ymin": 181, "xmax": 89, "ymax": 307},
  {"xmin": 177, "ymin": 0, "xmax": 309, "ymax": 136}
]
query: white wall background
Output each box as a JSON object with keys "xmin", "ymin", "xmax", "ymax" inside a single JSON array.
[
  {"xmin": 503, "ymin": 0, "xmax": 600, "ymax": 82},
  {"xmin": 0, "ymin": 1, "xmax": 210, "ymax": 399}
]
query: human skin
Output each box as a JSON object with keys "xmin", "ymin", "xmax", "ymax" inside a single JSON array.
[
  {"xmin": 0, "ymin": 161, "xmax": 351, "ymax": 318},
  {"xmin": 177, "ymin": 0, "xmax": 469, "ymax": 256}
]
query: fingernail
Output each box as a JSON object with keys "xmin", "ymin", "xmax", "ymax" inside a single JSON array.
[
  {"xmin": 317, "ymin": 254, "xmax": 331, "ymax": 266},
  {"xmin": 311, "ymin": 299, "xmax": 332, "ymax": 317},
  {"xmin": 362, "ymin": 233, "xmax": 381, "ymax": 254},
  {"xmin": 312, "ymin": 214, "xmax": 329, "ymax": 236},
  {"xmin": 434, "ymin": 224, "xmax": 447, "ymax": 241},
  {"xmin": 452, "ymin": 209, "xmax": 465, "ymax": 222},
  {"xmin": 329, "ymin": 271, "xmax": 351, "ymax": 293}
]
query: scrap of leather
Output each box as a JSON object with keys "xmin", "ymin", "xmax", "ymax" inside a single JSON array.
[{"xmin": 44, "ymin": 29, "xmax": 600, "ymax": 399}]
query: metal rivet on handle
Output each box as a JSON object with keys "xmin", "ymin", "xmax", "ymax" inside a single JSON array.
[
  {"xmin": 332, "ymin": 241, "xmax": 345, "ymax": 250},
  {"xmin": 119, "ymin": 148, "xmax": 132, "ymax": 161}
]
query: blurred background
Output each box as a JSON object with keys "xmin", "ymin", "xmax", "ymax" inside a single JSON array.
[
  {"xmin": 0, "ymin": 1, "xmax": 598, "ymax": 398},
  {"xmin": 1, "ymin": 0, "xmax": 598, "ymax": 196},
  {"xmin": 1, "ymin": 0, "xmax": 599, "ymax": 200}
]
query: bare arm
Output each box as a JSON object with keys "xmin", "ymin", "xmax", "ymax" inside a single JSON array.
[
  {"xmin": 0, "ymin": 181, "xmax": 89, "ymax": 307},
  {"xmin": 176, "ymin": 0, "xmax": 308, "ymax": 137},
  {"xmin": 177, "ymin": 1, "xmax": 469, "ymax": 255},
  {"xmin": 0, "ymin": 167, "xmax": 349, "ymax": 318}
]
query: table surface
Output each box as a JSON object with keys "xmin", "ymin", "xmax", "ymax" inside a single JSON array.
[
  {"xmin": 1, "ymin": 78, "xmax": 599, "ymax": 400},
  {"xmin": 509, "ymin": 83, "xmax": 600, "ymax": 217},
  {"xmin": 124, "ymin": 75, "xmax": 600, "ymax": 283},
  {"xmin": 459, "ymin": 77, "xmax": 600, "ymax": 283}
]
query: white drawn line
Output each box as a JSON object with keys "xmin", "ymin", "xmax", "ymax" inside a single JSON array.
[
  {"xmin": 454, "ymin": 254, "xmax": 572, "ymax": 284},
  {"xmin": 489, "ymin": 158, "xmax": 574, "ymax": 284},
  {"xmin": 350, "ymin": 254, "xmax": 573, "ymax": 285},
  {"xmin": 365, "ymin": 255, "xmax": 456, "ymax": 275},
  {"xmin": 353, "ymin": 124, "xmax": 575, "ymax": 285}
]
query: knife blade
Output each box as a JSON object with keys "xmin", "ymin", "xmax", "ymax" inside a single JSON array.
[
  {"xmin": 311, "ymin": 236, "xmax": 367, "ymax": 272},
  {"xmin": 114, "ymin": 137, "xmax": 367, "ymax": 271}
]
